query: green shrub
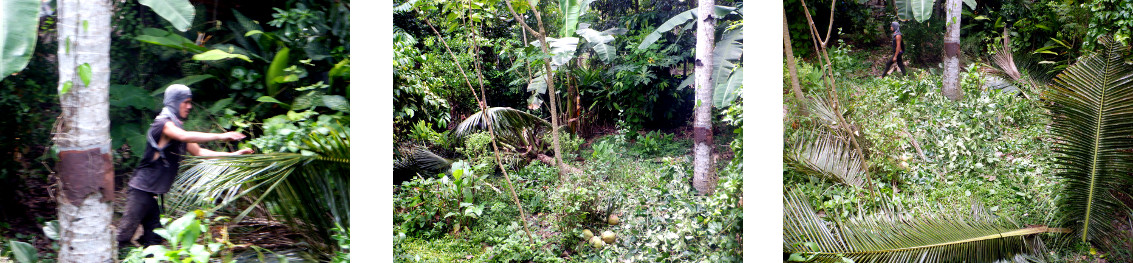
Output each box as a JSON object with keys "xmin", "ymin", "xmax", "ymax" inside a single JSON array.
[{"xmin": 631, "ymin": 131, "xmax": 689, "ymax": 158}]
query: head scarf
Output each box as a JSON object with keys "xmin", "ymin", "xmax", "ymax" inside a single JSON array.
[
  {"xmin": 148, "ymin": 84, "xmax": 192, "ymax": 157},
  {"xmin": 891, "ymin": 21, "xmax": 902, "ymax": 37},
  {"xmin": 159, "ymin": 84, "xmax": 192, "ymax": 127}
]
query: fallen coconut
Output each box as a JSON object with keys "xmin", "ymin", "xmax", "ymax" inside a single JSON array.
[
  {"xmin": 601, "ymin": 230, "xmax": 616, "ymax": 244},
  {"xmin": 607, "ymin": 214, "xmax": 620, "ymax": 225},
  {"xmin": 589, "ymin": 236, "xmax": 604, "ymax": 249},
  {"xmin": 582, "ymin": 229, "xmax": 594, "ymax": 240}
]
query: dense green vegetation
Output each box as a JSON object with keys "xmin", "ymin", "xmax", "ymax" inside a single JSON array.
[
  {"xmin": 0, "ymin": 0, "xmax": 349, "ymax": 262},
  {"xmin": 393, "ymin": 0, "xmax": 743, "ymax": 261},
  {"xmin": 784, "ymin": 0, "xmax": 1133, "ymax": 261}
]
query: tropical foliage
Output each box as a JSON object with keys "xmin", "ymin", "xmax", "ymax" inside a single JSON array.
[{"xmin": 170, "ymin": 124, "xmax": 349, "ymax": 255}]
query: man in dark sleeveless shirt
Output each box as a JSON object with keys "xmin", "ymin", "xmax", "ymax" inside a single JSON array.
[
  {"xmin": 116, "ymin": 84, "xmax": 254, "ymax": 246},
  {"xmin": 882, "ymin": 21, "xmax": 908, "ymax": 77}
]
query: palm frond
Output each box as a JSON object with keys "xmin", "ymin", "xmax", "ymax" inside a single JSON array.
[
  {"xmin": 786, "ymin": 131, "xmax": 866, "ymax": 188},
  {"xmin": 453, "ymin": 107, "xmax": 551, "ymax": 147},
  {"xmin": 807, "ymin": 97, "xmax": 844, "ymax": 131},
  {"xmin": 1046, "ymin": 36, "xmax": 1133, "ymax": 243},
  {"xmin": 394, "ymin": 145, "xmax": 453, "ymax": 183},
  {"xmin": 170, "ymin": 126, "xmax": 349, "ymax": 256},
  {"xmin": 784, "ymin": 192, "xmax": 1061, "ymax": 262},
  {"xmin": 987, "ymin": 37, "xmax": 1055, "ymax": 98}
]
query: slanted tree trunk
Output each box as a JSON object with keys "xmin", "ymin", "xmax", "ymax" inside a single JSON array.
[
  {"xmin": 693, "ymin": 0, "xmax": 717, "ymax": 195},
  {"xmin": 54, "ymin": 0, "xmax": 115, "ymax": 262},
  {"xmin": 942, "ymin": 0, "xmax": 963, "ymax": 101},
  {"xmin": 784, "ymin": 8, "xmax": 806, "ymax": 115}
]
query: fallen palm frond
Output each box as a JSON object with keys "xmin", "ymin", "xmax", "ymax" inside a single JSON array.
[
  {"xmin": 787, "ymin": 131, "xmax": 866, "ymax": 188},
  {"xmin": 169, "ymin": 126, "xmax": 349, "ymax": 256},
  {"xmin": 1046, "ymin": 36, "xmax": 1133, "ymax": 244},
  {"xmin": 784, "ymin": 192, "xmax": 1065, "ymax": 262},
  {"xmin": 394, "ymin": 145, "xmax": 453, "ymax": 183},
  {"xmin": 987, "ymin": 28, "xmax": 1056, "ymax": 99},
  {"xmin": 453, "ymin": 107, "xmax": 551, "ymax": 149}
]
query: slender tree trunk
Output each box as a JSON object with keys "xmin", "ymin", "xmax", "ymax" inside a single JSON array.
[
  {"xmin": 693, "ymin": 0, "xmax": 717, "ymax": 195},
  {"xmin": 501, "ymin": 1, "xmax": 566, "ymax": 178},
  {"xmin": 55, "ymin": 0, "xmax": 115, "ymax": 262},
  {"xmin": 784, "ymin": 8, "xmax": 807, "ymax": 115},
  {"xmin": 942, "ymin": 0, "xmax": 963, "ymax": 101}
]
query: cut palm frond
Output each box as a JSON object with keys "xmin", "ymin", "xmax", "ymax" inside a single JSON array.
[
  {"xmin": 1046, "ymin": 36, "xmax": 1133, "ymax": 244},
  {"xmin": 786, "ymin": 131, "xmax": 866, "ymax": 188},
  {"xmin": 394, "ymin": 145, "xmax": 453, "ymax": 184},
  {"xmin": 808, "ymin": 97, "xmax": 843, "ymax": 130},
  {"xmin": 453, "ymin": 107, "xmax": 551, "ymax": 149},
  {"xmin": 784, "ymin": 192, "xmax": 1063, "ymax": 262},
  {"xmin": 170, "ymin": 126, "xmax": 349, "ymax": 256}
]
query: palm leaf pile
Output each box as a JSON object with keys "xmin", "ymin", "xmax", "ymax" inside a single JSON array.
[
  {"xmin": 1046, "ymin": 36, "xmax": 1133, "ymax": 244},
  {"xmin": 169, "ymin": 126, "xmax": 349, "ymax": 254},
  {"xmin": 784, "ymin": 192, "xmax": 1063, "ymax": 262}
]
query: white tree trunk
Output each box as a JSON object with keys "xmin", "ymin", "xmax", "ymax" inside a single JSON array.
[
  {"xmin": 693, "ymin": 0, "xmax": 717, "ymax": 195},
  {"xmin": 55, "ymin": 0, "xmax": 115, "ymax": 262},
  {"xmin": 942, "ymin": 0, "xmax": 963, "ymax": 101}
]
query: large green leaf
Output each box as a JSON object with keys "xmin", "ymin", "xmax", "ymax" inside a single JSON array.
[
  {"xmin": 637, "ymin": 6, "xmax": 736, "ymax": 50},
  {"xmin": 710, "ymin": 28, "xmax": 743, "ymax": 107},
  {"xmin": 575, "ymin": 25, "xmax": 621, "ymax": 62},
  {"xmin": 266, "ymin": 47, "xmax": 291, "ymax": 96},
  {"xmin": 895, "ymin": 0, "xmax": 935, "ymax": 22},
  {"xmin": 558, "ymin": 0, "xmax": 595, "ymax": 38},
  {"xmin": 0, "ymin": 0, "xmax": 39, "ymax": 82},
  {"xmin": 111, "ymin": 84, "xmax": 157, "ymax": 111},
  {"xmin": 139, "ymin": 0, "xmax": 195, "ymax": 32},
  {"xmin": 135, "ymin": 28, "xmax": 208, "ymax": 53},
  {"xmin": 1047, "ymin": 36, "xmax": 1133, "ymax": 243},
  {"xmin": 532, "ymin": 37, "xmax": 579, "ymax": 68},
  {"xmin": 784, "ymin": 192, "xmax": 1061, "ymax": 262},
  {"xmin": 714, "ymin": 67, "xmax": 742, "ymax": 108},
  {"xmin": 192, "ymin": 49, "xmax": 253, "ymax": 62},
  {"xmin": 8, "ymin": 240, "xmax": 36, "ymax": 263},
  {"xmin": 526, "ymin": 72, "xmax": 547, "ymax": 109}
]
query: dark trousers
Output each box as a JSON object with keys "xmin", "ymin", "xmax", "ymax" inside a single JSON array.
[
  {"xmin": 882, "ymin": 52, "xmax": 907, "ymax": 77},
  {"xmin": 116, "ymin": 187, "xmax": 163, "ymax": 245}
]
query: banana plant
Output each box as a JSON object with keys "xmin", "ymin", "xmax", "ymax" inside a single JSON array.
[
  {"xmin": 894, "ymin": 0, "xmax": 975, "ymax": 22},
  {"xmin": 637, "ymin": 6, "xmax": 743, "ymax": 108},
  {"xmin": 0, "ymin": 0, "xmax": 40, "ymax": 83},
  {"xmin": 524, "ymin": 0, "xmax": 627, "ymax": 110}
]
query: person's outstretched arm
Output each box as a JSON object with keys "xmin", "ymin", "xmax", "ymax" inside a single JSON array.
[
  {"xmin": 187, "ymin": 143, "xmax": 254, "ymax": 157},
  {"xmin": 162, "ymin": 121, "xmax": 246, "ymax": 143}
]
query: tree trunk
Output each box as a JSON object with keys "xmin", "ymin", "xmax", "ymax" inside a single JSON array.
[
  {"xmin": 693, "ymin": 0, "xmax": 717, "ymax": 196},
  {"xmin": 942, "ymin": 0, "xmax": 963, "ymax": 101},
  {"xmin": 55, "ymin": 0, "xmax": 115, "ymax": 262},
  {"xmin": 784, "ymin": 8, "xmax": 807, "ymax": 115}
]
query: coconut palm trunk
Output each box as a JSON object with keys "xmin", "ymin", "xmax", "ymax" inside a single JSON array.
[
  {"xmin": 692, "ymin": 0, "xmax": 717, "ymax": 195},
  {"xmin": 54, "ymin": 0, "xmax": 115, "ymax": 261},
  {"xmin": 941, "ymin": 0, "xmax": 963, "ymax": 101}
]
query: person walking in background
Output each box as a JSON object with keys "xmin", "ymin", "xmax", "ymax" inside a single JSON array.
[
  {"xmin": 882, "ymin": 21, "xmax": 907, "ymax": 78},
  {"xmin": 116, "ymin": 84, "xmax": 254, "ymax": 247}
]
